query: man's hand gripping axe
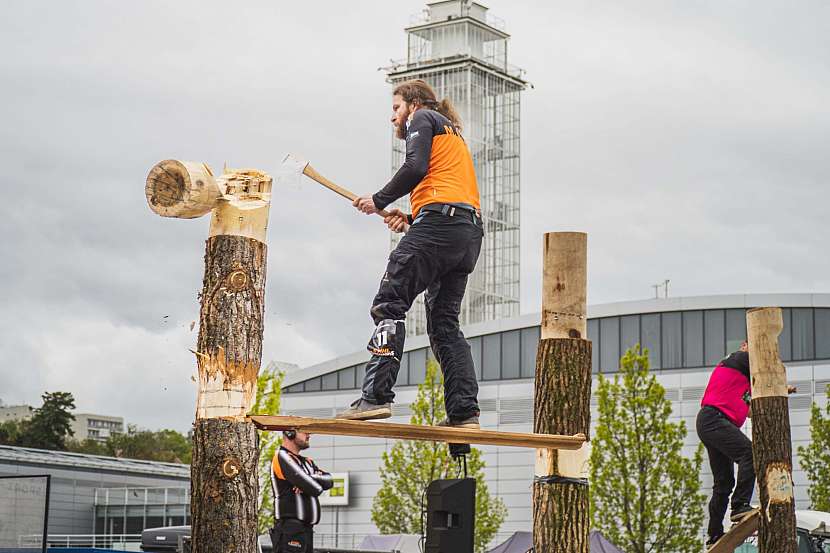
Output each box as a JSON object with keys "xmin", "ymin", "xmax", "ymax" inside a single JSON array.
[{"xmin": 279, "ymin": 154, "xmax": 408, "ymax": 232}]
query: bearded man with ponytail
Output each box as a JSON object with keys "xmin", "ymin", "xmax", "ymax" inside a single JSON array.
[{"xmin": 337, "ymin": 79, "xmax": 484, "ymax": 428}]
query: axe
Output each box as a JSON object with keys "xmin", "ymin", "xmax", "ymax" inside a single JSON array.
[{"xmin": 280, "ymin": 154, "xmax": 400, "ymax": 223}]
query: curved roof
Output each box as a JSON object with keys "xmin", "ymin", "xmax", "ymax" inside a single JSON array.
[
  {"xmin": 0, "ymin": 444, "xmax": 190, "ymax": 479},
  {"xmin": 284, "ymin": 293, "xmax": 830, "ymax": 387}
]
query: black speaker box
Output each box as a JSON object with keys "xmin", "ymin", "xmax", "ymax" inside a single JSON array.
[{"xmin": 425, "ymin": 478, "xmax": 476, "ymax": 553}]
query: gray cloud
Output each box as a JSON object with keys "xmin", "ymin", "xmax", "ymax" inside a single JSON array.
[{"xmin": 1, "ymin": 1, "xmax": 827, "ymax": 431}]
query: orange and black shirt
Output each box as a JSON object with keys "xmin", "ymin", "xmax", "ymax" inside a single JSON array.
[
  {"xmin": 372, "ymin": 109, "xmax": 479, "ymax": 217},
  {"xmin": 270, "ymin": 446, "xmax": 332, "ymax": 525}
]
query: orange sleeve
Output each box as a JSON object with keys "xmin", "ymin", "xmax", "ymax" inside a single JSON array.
[{"xmin": 272, "ymin": 453, "xmax": 285, "ymax": 480}]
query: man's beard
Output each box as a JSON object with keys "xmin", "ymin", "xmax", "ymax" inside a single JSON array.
[{"xmin": 395, "ymin": 109, "xmax": 410, "ymax": 139}]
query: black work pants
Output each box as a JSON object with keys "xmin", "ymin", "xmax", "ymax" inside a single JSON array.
[
  {"xmin": 270, "ymin": 518, "xmax": 313, "ymax": 553},
  {"xmin": 696, "ymin": 405, "xmax": 755, "ymax": 539},
  {"xmin": 362, "ymin": 208, "xmax": 483, "ymax": 420}
]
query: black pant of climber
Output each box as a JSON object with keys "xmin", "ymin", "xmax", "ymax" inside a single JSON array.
[
  {"xmin": 361, "ymin": 205, "xmax": 483, "ymax": 421},
  {"xmin": 696, "ymin": 405, "xmax": 755, "ymax": 541}
]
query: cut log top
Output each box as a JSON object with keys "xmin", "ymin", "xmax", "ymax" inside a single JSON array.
[{"xmin": 249, "ymin": 415, "xmax": 586, "ymax": 450}]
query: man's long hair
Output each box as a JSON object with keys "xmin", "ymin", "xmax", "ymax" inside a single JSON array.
[{"xmin": 393, "ymin": 79, "xmax": 463, "ymax": 132}]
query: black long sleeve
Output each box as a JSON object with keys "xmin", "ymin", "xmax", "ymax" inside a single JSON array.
[
  {"xmin": 276, "ymin": 448, "xmax": 324, "ymax": 497},
  {"xmin": 721, "ymin": 351, "xmax": 750, "ymax": 379},
  {"xmin": 309, "ymin": 458, "xmax": 334, "ymax": 490},
  {"xmin": 373, "ymin": 109, "xmax": 434, "ymax": 210}
]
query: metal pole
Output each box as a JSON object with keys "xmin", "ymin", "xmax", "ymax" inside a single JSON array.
[{"xmin": 42, "ymin": 475, "xmax": 51, "ymax": 553}]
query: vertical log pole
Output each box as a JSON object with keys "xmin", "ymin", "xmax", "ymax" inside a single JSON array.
[
  {"xmin": 146, "ymin": 162, "xmax": 272, "ymax": 553},
  {"xmin": 533, "ymin": 232, "xmax": 591, "ymax": 553},
  {"xmin": 747, "ymin": 307, "xmax": 797, "ymax": 553}
]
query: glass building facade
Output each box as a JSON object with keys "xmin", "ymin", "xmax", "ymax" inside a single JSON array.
[
  {"xmin": 93, "ymin": 487, "xmax": 190, "ymax": 535},
  {"xmin": 285, "ymin": 306, "xmax": 830, "ymax": 394}
]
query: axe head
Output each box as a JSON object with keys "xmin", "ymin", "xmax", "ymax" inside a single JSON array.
[{"xmin": 274, "ymin": 153, "xmax": 310, "ymax": 188}]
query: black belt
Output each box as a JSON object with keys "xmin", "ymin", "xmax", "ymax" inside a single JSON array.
[{"xmin": 419, "ymin": 203, "xmax": 482, "ymax": 224}]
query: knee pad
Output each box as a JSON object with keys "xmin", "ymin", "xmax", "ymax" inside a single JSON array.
[{"xmin": 367, "ymin": 319, "xmax": 405, "ymax": 361}]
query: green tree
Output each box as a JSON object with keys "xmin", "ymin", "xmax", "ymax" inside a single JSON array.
[
  {"xmin": 105, "ymin": 427, "xmax": 192, "ymax": 463},
  {"xmin": 590, "ymin": 346, "xmax": 705, "ymax": 553},
  {"xmin": 17, "ymin": 391, "xmax": 76, "ymax": 450},
  {"xmin": 248, "ymin": 362, "xmax": 285, "ymax": 534},
  {"xmin": 66, "ymin": 438, "xmax": 109, "ymax": 455},
  {"xmin": 798, "ymin": 383, "xmax": 830, "ymax": 511},
  {"xmin": 371, "ymin": 360, "xmax": 506, "ymax": 553},
  {"xmin": 0, "ymin": 420, "xmax": 23, "ymax": 445}
]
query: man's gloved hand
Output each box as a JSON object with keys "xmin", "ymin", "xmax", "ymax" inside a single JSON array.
[{"xmin": 383, "ymin": 208, "xmax": 409, "ymax": 233}]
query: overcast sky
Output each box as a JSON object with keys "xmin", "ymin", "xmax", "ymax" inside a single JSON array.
[{"xmin": 1, "ymin": 1, "xmax": 828, "ymax": 433}]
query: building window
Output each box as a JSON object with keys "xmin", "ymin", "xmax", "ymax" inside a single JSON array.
[
  {"xmin": 483, "ymin": 334, "xmax": 501, "ymax": 380},
  {"xmin": 338, "ymin": 366, "xmax": 355, "ymax": 390},
  {"xmin": 501, "ymin": 330, "xmax": 520, "ymax": 379},
  {"xmin": 322, "ymin": 372, "xmax": 338, "ymax": 391},
  {"xmin": 682, "ymin": 310, "xmax": 704, "ymax": 368},
  {"xmin": 704, "ymin": 310, "xmax": 725, "ymax": 366},
  {"xmin": 305, "ymin": 377, "xmax": 321, "ymax": 392},
  {"xmin": 792, "ymin": 308, "xmax": 815, "ymax": 361},
  {"xmin": 725, "ymin": 309, "xmax": 747, "ymax": 354},
  {"xmin": 620, "ymin": 315, "xmax": 640, "ymax": 357},
  {"xmin": 641, "ymin": 314, "xmax": 661, "ymax": 369},
  {"xmin": 815, "ymin": 308, "xmax": 830, "ymax": 360},
  {"xmin": 600, "ymin": 317, "xmax": 620, "ymax": 373},
  {"xmin": 286, "ymin": 383, "xmax": 304, "ymax": 394},
  {"xmin": 662, "ymin": 312, "xmax": 682, "ymax": 369},
  {"xmin": 587, "ymin": 318, "xmax": 599, "ymax": 373},
  {"xmin": 520, "ymin": 327, "xmax": 539, "ymax": 378},
  {"xmin": 779, "ymin": 308, "xmax": 792, "ymax": 362},
  {"xmin": 410, "ymin": 349, "xmax": 427, "ymax": 384},
  {"xmin": 469, "ymin": 336, "xmax": 483, "ymax": 380},
  {"xmin": 397, "ymin": 353, "xmax": 410, "ymax": 386}
]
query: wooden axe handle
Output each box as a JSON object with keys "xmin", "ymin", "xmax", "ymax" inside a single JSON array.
[{"xmin": 303, "ymin": 164, "xmax": 392, "ymax": 218}]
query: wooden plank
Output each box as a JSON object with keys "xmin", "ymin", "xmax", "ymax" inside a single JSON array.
[
  {"xmin": 707, "ymin": 509, "xmax": 761, "ymax": 553},
  {"xmin": 249, "ymin": 415, "xmax": 586, "ymax": 450}
]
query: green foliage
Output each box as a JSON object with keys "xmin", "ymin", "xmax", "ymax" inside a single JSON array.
[
  {"xmin": 0, "ymin": 420, "xmax": 23, "ymax": 445},
  {"xmin": 590, "ymin": 346, "xmax": 705, "ymax": 553},
  {"xmin": 371, "ymin": 360, "xmax": 506, "ymax": 553},
  {"xmin": 798, "ymin": 383, "xmax": 830, "ymax": 511},
  {"xmin": 110, "ymin": 427, "xmax": 192, "ymax": 463},
  {"xmin": 66, "ymin": 438, "xmax": 109, "ymax": 455},
  {"xmin": 248, "ymin": 363, "xmax": 285, "ymax": 534},
  {"xmin": 16, "ymin": 391, "xmax": 76, "ymax": 450},
  {"xmin": 66, "ymin": 426, "xmax": 192, "ymax": 463}
]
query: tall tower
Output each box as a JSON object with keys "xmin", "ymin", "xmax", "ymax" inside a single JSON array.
[{"xmin": 386, "ymin": 0, "xmax": 527, "ymax": 336}]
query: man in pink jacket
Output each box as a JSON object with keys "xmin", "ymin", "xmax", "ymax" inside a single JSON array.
[{"xmin": 696, "ymin": 342, "xmax": 754, "ymax": 547}]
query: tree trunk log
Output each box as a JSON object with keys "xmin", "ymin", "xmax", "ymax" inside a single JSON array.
[
  {"xmin": 192, "ymin": 234, "xmax": 267, "ymax": 553},
  {"xmin": 533, "ymin": 338, "xmax": 592, "ymax": 553},
  {"xmin": 752, "ymin": 396, "xmax": 797, "ymax": 553},
  {"xmin": 747, "ymin": 307, "xmax": 797, "ymax": 553},
  {"xmin": 191, "ymin": 419, "xmax": 259, "ymax": 552}
]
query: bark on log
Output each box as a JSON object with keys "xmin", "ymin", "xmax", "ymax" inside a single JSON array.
[
  {"xmin": 533, "ymin": 339, "xmax": 592, "ymax": 553},
  {"xmin": 191, "ymin": 419, "xmax": 259, "ymax": 553},
  {"xmin": 534, "ymin": 231, "xmax": 591, "ymax": 553},
  {"xmin": 747, "ymin": 307, "xmax": 797, "ymax": 553},
  {"xmin": 191, "ymin": 234, "xmax": 267, "ymax": 553}
]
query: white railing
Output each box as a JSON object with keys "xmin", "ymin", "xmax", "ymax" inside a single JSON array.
[
  {"xmin": 18, "ymin": 534, "xmax": 142, "ymax": 550},
  {"xmin": 313, "ymin": 533, "xmax": 373, "ymax": 549}
]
